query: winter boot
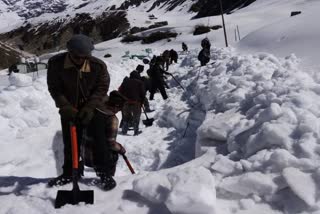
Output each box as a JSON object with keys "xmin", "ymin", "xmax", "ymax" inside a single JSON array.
[
  {"xmin": 99, "ymin": 174, "xmax": 116, "ymax": 191},
  {"xmin": 48, "ymin": 174, "xmax": 73, "ymax": 187},
  {"xmin": 134, "ymin": 130, "xmax": 142, "ymax": 136},
  {"xmin": 48, "ymin": 162, "xmax": 83, "ymax": 187}
]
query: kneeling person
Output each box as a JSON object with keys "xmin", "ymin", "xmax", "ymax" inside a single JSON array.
[{"xmin": 85, "ymin": 91, "xmax": 127, "ymax": 190}]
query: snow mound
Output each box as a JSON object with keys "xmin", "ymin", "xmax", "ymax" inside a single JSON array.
[
  {"xmin": 132, "ymin": 166, "xmax": 216, "ymax": 214},
  {"xmin": 9, "ymin": 73, "xmax": 33, "ymax": 87},
  {"xmin": 161, "ymin": 47, "xmax": 320, "ymax": 213}
]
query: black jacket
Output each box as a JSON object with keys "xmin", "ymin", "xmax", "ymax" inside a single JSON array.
[
  {"xmin": 47, "ymin": 52, "xmax": 110, "ymax": 109},
  {"xmin": 119, "ymin": 77, "xmax": 146, "ymax": 103}
]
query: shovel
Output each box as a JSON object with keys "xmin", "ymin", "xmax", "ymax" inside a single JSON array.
[
  {"xmin": 169, "ymin": 73, "xmax": 185, "ymax": 91},
  {"xmin": 55, "ymin": 123, "xmax": 94, "ymax": 209},
  {"xmin": 142, "ymin": 106, "xmax": 154, "ymax": 127}
]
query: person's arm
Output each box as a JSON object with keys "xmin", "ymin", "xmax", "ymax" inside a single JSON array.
[
  {"xmin": 107, "ymin": 116, "xmax": 126, "ymax": 154},
  {"xmin": 47, "ymin": 57, "xmax": 70, "ymax": 108}
]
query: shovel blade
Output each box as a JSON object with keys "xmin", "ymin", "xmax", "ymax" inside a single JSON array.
[
  {"xmin": 143, "ymin": 118, "xmax": 154, "ymax": 127},
  {"xmin": 55, "ymin": 189, "xmax": 94, "ymax": 209}
]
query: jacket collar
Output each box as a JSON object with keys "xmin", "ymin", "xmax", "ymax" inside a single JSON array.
[{"xmin": 64, "ymin": 53, "xmax": 91, "ymax": 73}]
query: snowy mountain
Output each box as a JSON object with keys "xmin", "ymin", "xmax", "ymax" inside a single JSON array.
[
  {"xmin": 1, "ymin": 0, "xmax": 68, "ymax": 18},
  {"xmin": 0, "ymin": 0, "xmax": 255, "ymax": 61},
  {"xmin": 1, "ymin": 0, "xmax": 320, "ymax": 213}
]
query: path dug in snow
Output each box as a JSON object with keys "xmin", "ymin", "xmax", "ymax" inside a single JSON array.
[
  {"xmin": 2, "ymin": 47, "xmax": 320, "ymax": 214},
  {"xmin": 0, "ymin": 51, "xmax": 217, "ymax": 214}
]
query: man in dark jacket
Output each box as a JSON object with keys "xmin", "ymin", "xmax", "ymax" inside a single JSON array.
[
  {"xmin": 198, "ymin": 48, "xmax": 210, "ymax": 66},
  {"xmin": 119, "ymin": 71, "xmax": 146, "ymax": 135},
  {"xmin": 170, "ymin": 49, "xmax": 178, "ymax": 64},
  {"xmin": 131, "ymin": 64, "xmax": 153, "ymax": 112},
  {"xmin": 147, "ymin": 56, "xmax": 170, "ymax": 100},
  {"xmin": 182, "ymin": 42, "xmax": 188, "ymax": 52},
  {"xmin": 47, "ymin": 34, "xmax": 110, "ymax": 187},
  {"xmin": 162, "ymin": 50, "xmax": 171, "ymax": 71},
  {"xmin": 198, "ymin": 38, "xmax": 211, "ymax": 66}
]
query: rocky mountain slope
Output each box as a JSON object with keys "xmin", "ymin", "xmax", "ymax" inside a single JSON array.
[{"xmin": 0, "ymin": 0, "xmax": 255, "ymax": 69}]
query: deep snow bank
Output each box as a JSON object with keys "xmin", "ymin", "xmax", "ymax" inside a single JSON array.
[
  {"xmin": 236, "ymin": 0, "xmax": 320, "ymax": 68},
  {"xmin": 161, "ymin": 47, "xmax": 320, "ymax": 213}
]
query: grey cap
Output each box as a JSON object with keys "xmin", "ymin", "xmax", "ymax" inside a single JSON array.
[{"xmin": 66, "ymin": 34, "xmax": 94, "ymax": 56}]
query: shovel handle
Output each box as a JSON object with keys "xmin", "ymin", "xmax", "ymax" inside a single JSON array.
[
  {"xmin": 141, "ymin": 106, "xmax": 149, "ymax": 119},
  {"xmin": 122, "ymin": 155, "xmax": 135, "ymax": 174},
  {"xmin": 169, "ymin": 73, "xmax": 185, "ymax": 91},
  {"xmin": 70, "ymin": 124, "xmax": 79, "ymax": 169}
]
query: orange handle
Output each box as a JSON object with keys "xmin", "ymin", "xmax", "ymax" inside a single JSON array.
[{"xmin": 70, "ymin": 125, "xmax": 79, "ymax": 169}]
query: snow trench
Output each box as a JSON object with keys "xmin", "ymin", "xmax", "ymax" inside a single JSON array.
[{"xmin": 2, "ymin": 47, "xmax": 320, "ymax": 213}]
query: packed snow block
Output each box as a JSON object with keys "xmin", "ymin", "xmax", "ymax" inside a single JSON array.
[
  {"xmin": 196, "ymin": 109, "xmax": 243, "ymax": 156},
  {"xmin": 253, "ymin": 92, "xmax": 279, "ymax": 107},
  {"xmin": 255, "ymin": 103, "xmax": 282, "ymax": 124},
  {"xmin": 158, "ymin": 100, "xmax": 189, "ymax": 130},
  {"xmin": 282, "ymin": 167, "xmax": 316, "ymax": 206},
  {"xmin": 297, "ymin": 133, "xmax": 319, "ymax": 159},
  {"xmin": 239, "ymin": 198, "xmax": 256, "ymax": 210},
  {"xmin": 267, "ymin": 149, "xmax": 299, "ymax": 172},
  {"xmin": 219, "ymin": 171, "xmax": 278, "ymax": 197},
  {"xmin": 211, "ymin": 155, "xmax": 243, "ymax": 176},
  {"xmin": 197, "ymin": 110, "xmax": 242, "ymax": 142},
  {"xmin": 296, "ymin": 112, "xmax": 319, "ymax": 135},
  {"xmin": 165, "ymin": 167, "xmax": 216, "ymax": 214},
  {"xmin": 243, "ymin": 122, "xmax": 294, "ymax": 157},
  {"xmin": 9, "ymin": 73, "xmax": 32, "ymax": 87},
  {"xmin": 236, "ymin": 203, "xmax": 283, "ymax": 214},
  {"xmin": 132, "ymin": 172, "xmax": 172, "ymax": 204}
]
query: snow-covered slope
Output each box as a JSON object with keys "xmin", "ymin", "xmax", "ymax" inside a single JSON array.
[
  {"xmin": 1, "ymin": 0, "xmax": 320, "ymax": 213},
  {"xmin": 236, "ymin": 0, "xmax": 320, "ymax": 69}
]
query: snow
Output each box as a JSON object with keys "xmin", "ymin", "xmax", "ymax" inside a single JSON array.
[
  {"xmin": 282, "ymin": 167, "xmax": 317, "ymax": 206},
  {"xmin": 237, "ymin": 0, "xmax": 320, "ymax": 69},
  {"xmin": 2, "ymin": 0, "xmax": 320, "ymax": 213},
  {"xmin": 219, "ymin": 171, "xmax": 278, "ymax": 197}
]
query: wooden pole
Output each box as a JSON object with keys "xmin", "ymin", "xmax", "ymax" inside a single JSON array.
[
  {"xmin": 218, "ymin": 0, "xmax": 228, "ymax": 47},
  {"xmin": 237, "ymin": 25, "xmax": 241, "ymax": 40},
  {"xmin": 235, "ymin": 29, "xmax": 237, "ymax": 42}
]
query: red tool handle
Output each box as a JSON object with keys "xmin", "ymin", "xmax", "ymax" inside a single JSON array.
[
  {"xmin": 122, "ymin": 155, "xmax": 135, "ymax": 174},
  {"xmin": 70, "ymin": 124, "xmax": 79, "ymax": 169}
]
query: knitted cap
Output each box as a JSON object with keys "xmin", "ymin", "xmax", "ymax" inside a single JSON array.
[{"xmin": 67, "ymin": 34, "xmax": 94, "ymax": 56}]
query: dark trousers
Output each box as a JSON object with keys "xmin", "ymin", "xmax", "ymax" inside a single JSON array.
[
  {"xmin": 150, "ymin": 81, "xmax": 168, "ymax": 100},
  {"xmin": 60, "ymin": 111, "xmax": 118, "ymax": 176},
  {"xmin": 122, "ymin": 103, "xmax": 142, "ymax": 133}
]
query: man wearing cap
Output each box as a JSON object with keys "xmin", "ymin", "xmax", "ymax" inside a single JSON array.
[
  {"xmin": 119, "ymin": 70, "xmax": 146, "ymax": 135},
  {"xmin": 47, "ymin": 34, "xmax": 110, "ymax": 187}
]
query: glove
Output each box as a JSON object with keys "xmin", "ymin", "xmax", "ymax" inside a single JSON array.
[
  {"xmin": 59, "ymin": 105, "xmax": 78, "ymax": 121},
  {"xmin": 111, "ymin": 142, "xmax": 126, "ymax": 155},
  {"xmin": 78, "ymin": 106, "xmax": 95, "ymax": 125}
]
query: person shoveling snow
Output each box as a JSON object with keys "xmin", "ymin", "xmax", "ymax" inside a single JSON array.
[{"xmin": 47, "ymin": 35, "xmax": 127, "ymax": 191}]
